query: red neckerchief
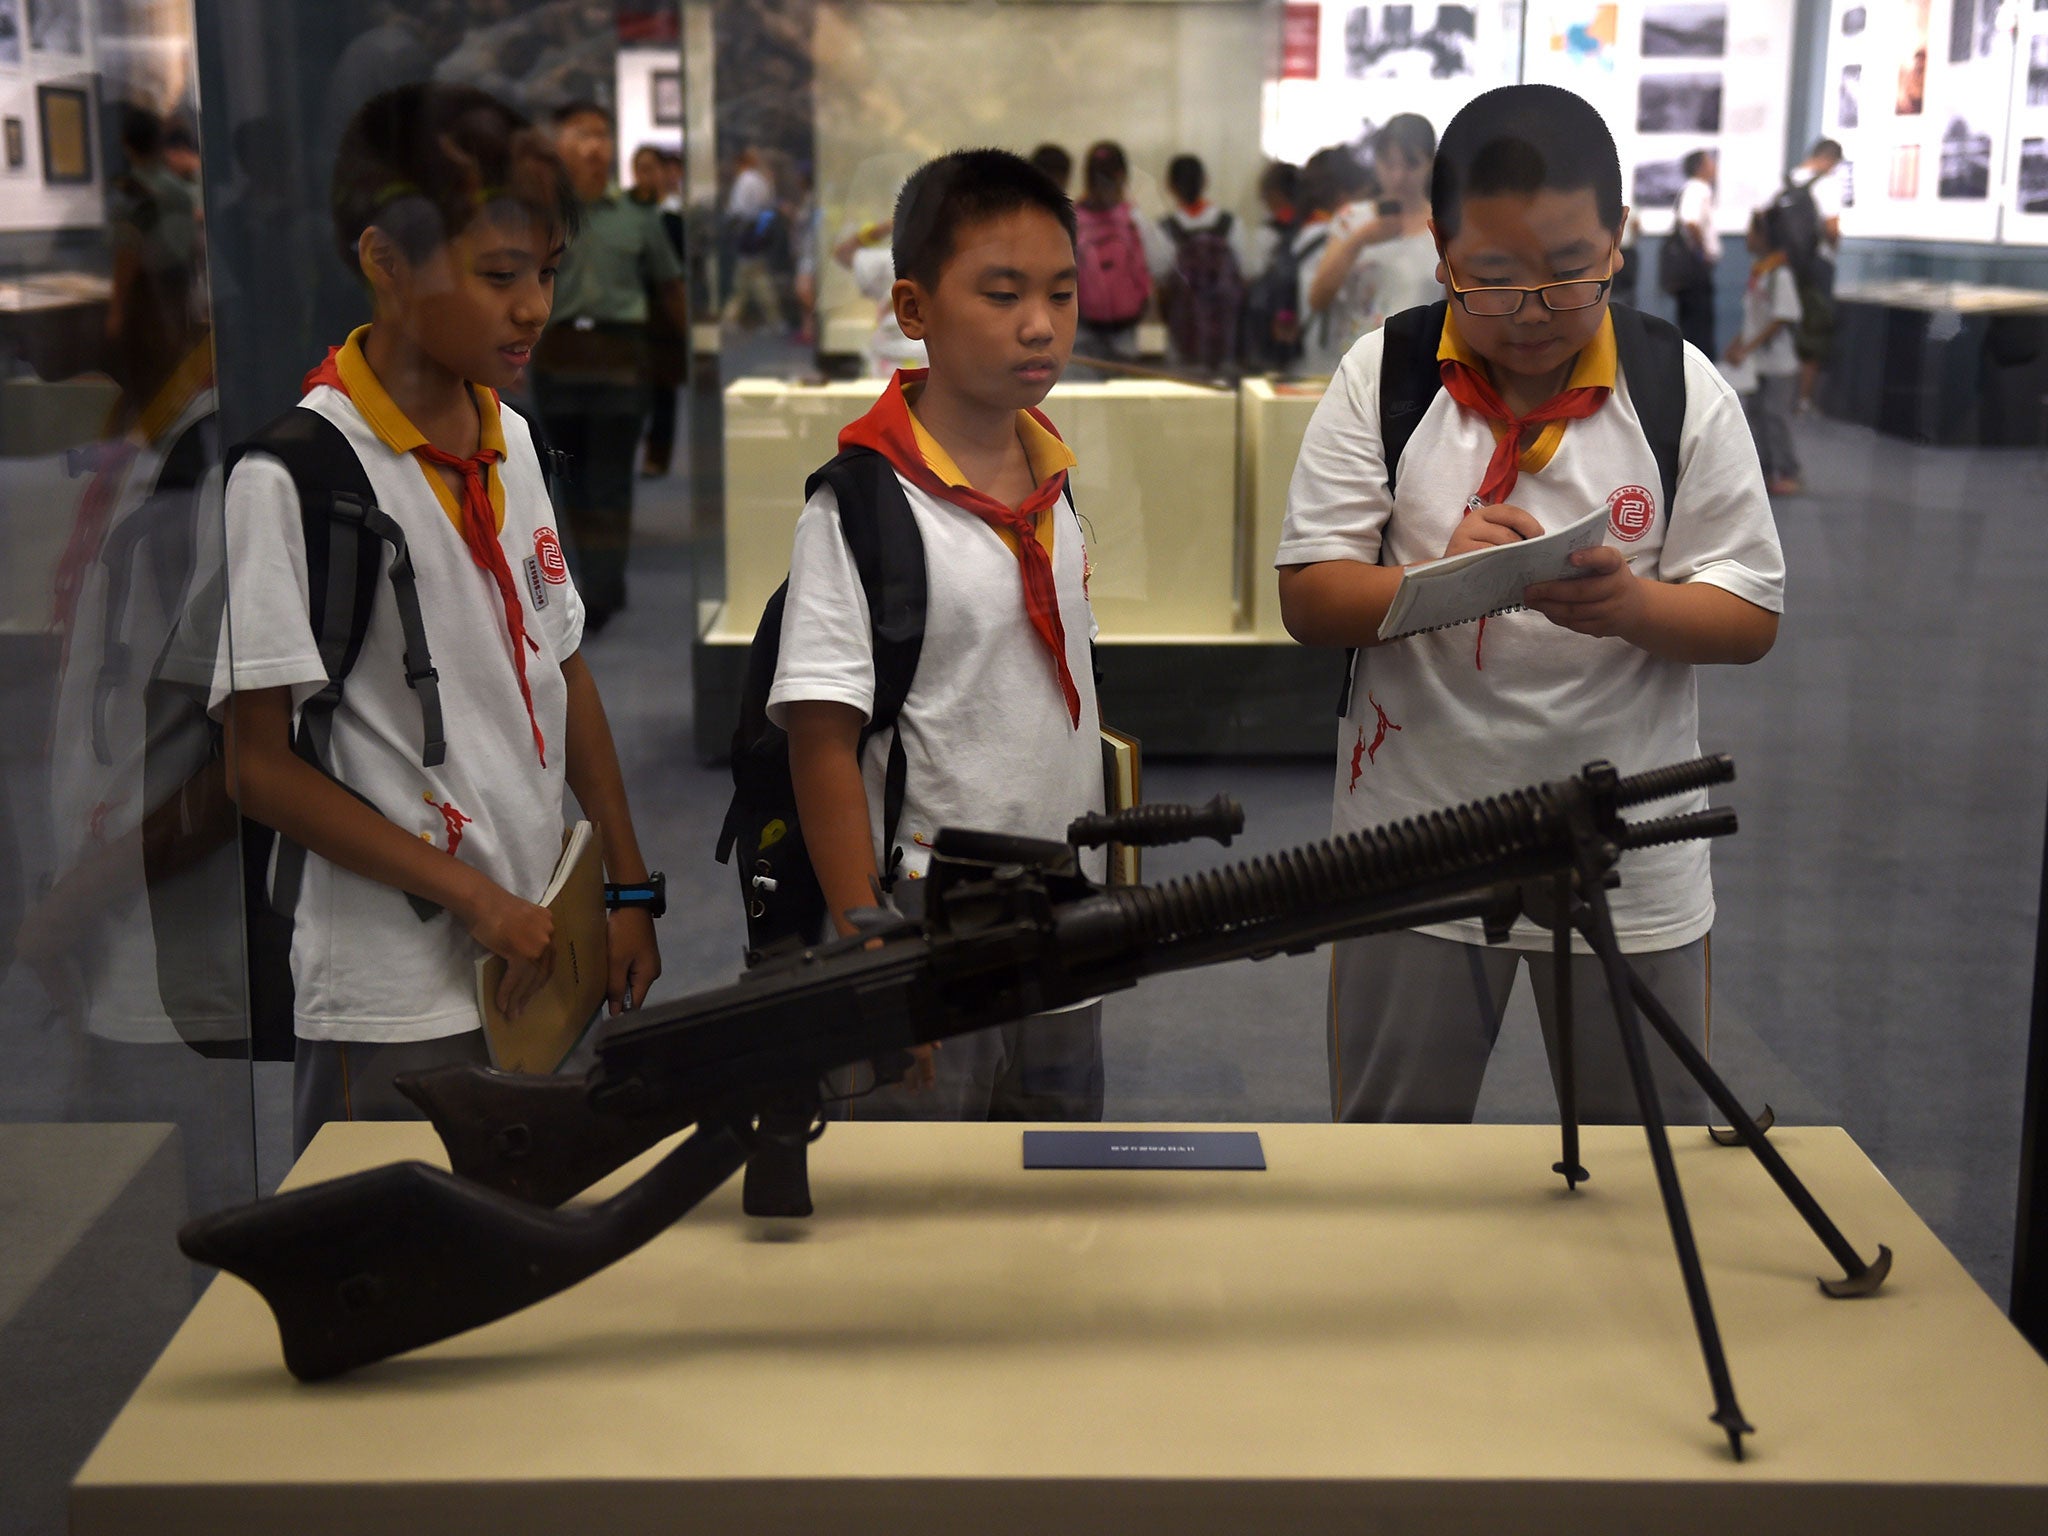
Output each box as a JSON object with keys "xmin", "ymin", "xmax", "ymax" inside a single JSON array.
[
  {"xmin": 838, "ymin": 369, "xmax": 1081, "ymax": 727},
  {"xmin": 304, "ymin": 348, "xmax": 547, "ymax": 766},
  {"xmin": 1435, "ymin": 346, "xmax": 1611, "ymax": 670}
]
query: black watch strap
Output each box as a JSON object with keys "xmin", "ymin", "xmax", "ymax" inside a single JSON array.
[{"xmin": 605, "ymin": 871, "xmax": 666, "ymax": 919}]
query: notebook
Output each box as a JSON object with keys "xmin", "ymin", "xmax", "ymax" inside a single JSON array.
[
  {"xmin": 475, "ymin": 820, "xmax": 607, "ymax": 1074},
  {"xmin": 1100, "ymin": 725, "xmax": 1142, "ymax": 886},
  {"xmin": 1376, "ymin": 506, "xmax": 1611, "ymax": 643}
]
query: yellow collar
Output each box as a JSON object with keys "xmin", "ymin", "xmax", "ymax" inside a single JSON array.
[
  {"xmin": 331, "ymin": 325, "xmax": 506, "ymax": 533},
  {"xmin": 1437, "ymin": 307, "xmax": 1618, "ymax": 394},
  {"xmin": 899, "ymin": 381, "xmax": 1076, "ymax": 558}
]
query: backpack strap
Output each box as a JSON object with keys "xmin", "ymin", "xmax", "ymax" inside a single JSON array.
[
  {"xmin": 803, "ymin": 446, "xmax": 928, "ymax": 888},
  {"xmin": 1607, "ymin": 302, "xmax": 1685, "ymax": 524},
  {"xmin": 227, "ymin": 407, "xmax": 444, "ymax": 921},
  {"xmin": 1339, "ymin": 300, "xmax": 1450, "ymax": 713}
]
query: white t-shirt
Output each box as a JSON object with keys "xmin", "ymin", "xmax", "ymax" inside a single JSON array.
[
  {"xmin": 849, "ymin": 244, "xmax": 926, "ymax": 378},
  {"xmin": 1291, "ymin": 220, "xmax": 1343, "ymax": 375},
  {"xmin": 1741, "ymin": 263, "xmax": 1802, "ymax": 378},
  {"xmin": 1791, "ymin": 164, "xmax": 1844, "ymax": 255},
  {"xmin": 1275, "ymin": 323, "xmax": 1784, "ymax": 953},
  {"xmin": 767, "ymin": 462, "xmax": 1106, "ymax": 885},
  {"xmin": 215, "ymin": 354, "xmax": 586, "ymax": 1043},
  {"xmin": 1677, "ymin": 177, "xmax": 1721, "ymax": 263}
]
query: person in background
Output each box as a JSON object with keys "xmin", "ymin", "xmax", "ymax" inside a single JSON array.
[
  {"xmin": 1611, "ymin": 209, "xmax": 1642, "ymax": 308},
  {"xmin": 1155, "ymin": 153, "xmax": 1248, "ymax": 376},
  {"xmin": 833, "ymin": 203, "xmax": 926, "ymax": 379},
  {"xmin": 1672, "ymin": 148, "xmax": 1720, "ymax": 356},
  {"xmin": 532, "ymin": 100, "xmax": 688, "ymax": 631},
  {"xmin": 1291, "ymin": 145, "xmax": 1374, "ymax": 376},
  {"xmin": 1726, "ymin": 208, "xmax": 1803, "ymax": 496},
  {"xmin": 791, "ymin": 161, "xmax": 821, "ymax": 348},
  {"xmin": 1072, "ymin": 141, "xmax": 1165, "ymax": 369},
  {"xmin": 629, "ymin": 144, "xmax": 688, "ymax": 479},
  {"xmin": 1782, "ymin": 137, "xmax": 1844, "ymax": 414},
  {"xmin": 1029, "ymin": 143, "xmax": 1073, "ymax": 195},
  {"xmin": 1240, "ymin": 160, "xmax": 1305, "ymax": 373},
  {"xmin": 721, "ymin": 147, "xmax": 788, "ymax": 331},
  {"xmin": 1306, "ymin": 114, "xmax": 1440, "ymax": 357}
]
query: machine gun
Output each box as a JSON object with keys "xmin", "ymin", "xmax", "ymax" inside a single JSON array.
[{"xmin": 178, "ymin": 755, "xmax": 1889, "ymax": 1458}]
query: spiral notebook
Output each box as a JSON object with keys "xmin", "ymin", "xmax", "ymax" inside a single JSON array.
[{"xmin": 1376, "ymin": 506, "xmax": 1610, "ymax": 642}]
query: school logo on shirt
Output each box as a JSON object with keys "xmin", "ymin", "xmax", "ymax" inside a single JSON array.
[
  {"xmin": 524, "ymin": 554, "xmax": 548, "ymax": 611},
  {"xmin": 534, "ymin": 527, "xmax": 570, "ymax": 584},
  {"xmin": 1606, "ymin": 484, "xmax": 1655, "ymax": 543}
]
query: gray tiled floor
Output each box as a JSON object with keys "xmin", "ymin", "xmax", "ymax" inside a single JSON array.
[{"xmin": 569, "ymin": 412, "xmax": 2048, "ymax": 1310}]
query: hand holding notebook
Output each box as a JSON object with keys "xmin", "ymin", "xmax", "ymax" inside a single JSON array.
[{"xmin": 1377, "ymin": 505, "xmax": 1611, "ymax": 642}]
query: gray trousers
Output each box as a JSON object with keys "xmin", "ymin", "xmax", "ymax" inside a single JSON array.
[
  {"xmin": 1329, "ymin": 931, "xmax": 1710, "ymax": 1125},
  {"xmin": 838, "ymin": 1004, "xmax": 1105, "ymax": 1122},
  {"xmin": 1743, "ymin": 374, "xmax": 1801, "ymax": 481},
  {"xmin": 293, "ymin": 1030, "xmax": 492, "ymax": 1157}
]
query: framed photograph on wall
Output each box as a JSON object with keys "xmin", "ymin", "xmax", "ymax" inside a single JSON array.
[
  {"xmin": 36, "ymin": 81, "xmax": 90, "ymax": 184},
  {"xmin": 651, "ymin": 69, "xmax": 682, "ymax": 127},
  {"xmin": 26, "ymin": 0, "xmax": 82, "ymax": 57},
  {"xmin": 4, "ymin": 116, "xmax": 23, "ymax": 171}
]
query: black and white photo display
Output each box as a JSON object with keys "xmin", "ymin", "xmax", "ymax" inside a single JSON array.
[
  {"xmin": 1641, "ymin": 3, "xmax": 1726, "ymax": 59},
  {"xmin": 1636, "ymin": 72, "xmax": 1722, "ymax": 134}
]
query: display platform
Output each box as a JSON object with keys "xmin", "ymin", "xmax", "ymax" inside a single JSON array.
[
  {"xmin": 1822, "ymin": 280, "xmax": 2048, "ymax": 447},
  {"xmin": 75, "ymin": 1121, "xmax": 2048, "ymax": 1535}
]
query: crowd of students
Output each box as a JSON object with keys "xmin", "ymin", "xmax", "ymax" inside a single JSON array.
[{"xmin": 202, "ymin": 79, "xmax": 1794, "ymax": 1145}]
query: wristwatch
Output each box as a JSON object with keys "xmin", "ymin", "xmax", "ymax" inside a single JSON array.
[{"xmin": 604, "ymin": 872, "xmax": 666, "ymax": 919}]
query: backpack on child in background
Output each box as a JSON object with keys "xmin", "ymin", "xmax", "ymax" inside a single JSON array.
[
  {"xmin": 1160, "ymin": 212, "xmax": 1246, "ymax": 374},
  {"xmin": 1074, "ymin": 202, "xmax": 1153, "ymax": 327},
  {"xmin": 1242, "ymin": 220, "xmax": 1321, "ymax": 372},
  {"xmin": 1764, "ymin": 178, "xmax": 1828, "ymax": 291}
]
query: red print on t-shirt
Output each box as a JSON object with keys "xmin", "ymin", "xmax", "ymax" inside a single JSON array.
[
  {"xmin": 1349, "ymin": 694, "xmax": 1402, "ymax": 792},
  {"xmin": 534, "ymin": 527, "xmax": 570, "ymax": 584},
  {"xmin": 1607, "ymin": 483, "xmax": 1655, "ymax": 543},
  {"xmin": 425, "ymin": 793, "xmax": 473, "ymax": 855}
]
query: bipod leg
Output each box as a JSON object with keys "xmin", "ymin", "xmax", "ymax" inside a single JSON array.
[
  {"xmin": 1622, "ymin": 968, "xmax": 1891, "ymax": 1299},
  {"xmin": 1550, "ymin": 871, "xmax": 1589, "ymax": 1190},
  {"xmin": 1576, "ymin": 888, "xmax": 1754, "ymax": 1461}
]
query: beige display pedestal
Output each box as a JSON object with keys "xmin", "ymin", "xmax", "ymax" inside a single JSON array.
[
  {"xmin": 76, "ymin": 1122, "xmax": 2048, "ymax": 1535},
  {"xmin": 1238, "ymin": 377, "xmax": 1326, "ymax": 641},
  {"xmin": 719, "ymin": 376, "xmax": 1238, "ymax": 641}
]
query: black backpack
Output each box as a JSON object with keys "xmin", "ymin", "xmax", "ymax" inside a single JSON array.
[
  {"xmin": 221, "ymin": 409, "xmax": 455, "ymax": 1054},
  {"xmin": 1765, "ymin": 177, "xmax": 1827, "ymax": 289},
  {"xmin": 1337, "ymin": 299, "xmax": 1688, "ymax": 712},
  {"xmin": 716, "ymin": 447, "xmax": 927, "ymax": 958},
  {"xmin": 1160, "ymin": 211, "xmax": 1245, "ymax": 372},
  {"xmin": 1243, "ymin": 218, "xmax": 1320, "ymax": 371}
]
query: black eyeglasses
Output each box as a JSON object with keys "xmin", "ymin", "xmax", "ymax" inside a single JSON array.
[{"xmin": 1445, "ymin": 250, "xmax": 1618, "ymax": 317}]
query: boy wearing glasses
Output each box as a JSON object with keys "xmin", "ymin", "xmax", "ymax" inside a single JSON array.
[{"xmin": 1275, "ymin": 85, "xmax": 1783, "ymax": 1125}]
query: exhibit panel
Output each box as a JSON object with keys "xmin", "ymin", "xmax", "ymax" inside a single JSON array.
[{"xmin": 72, "ymin": 1122, "xmax": 2048, "ymax": 1534}]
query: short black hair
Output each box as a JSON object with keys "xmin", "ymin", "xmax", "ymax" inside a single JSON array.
[
  {"xmin": 551, "ymin": 98, "xmax": 614, "ymax": 131},
  {"xmin": 332, "ymin": 84, "xmax": 579, "ymax": 276},
  {"xmin": 1682, "ymin": 148, "xmax": 1714, "ymax": 178},
  {"xmin": 1300, "ymin": 146, "xmax": 1371, "ymax": 216},
  {"xmin": 1258, "ymin": 160, "xmax": 1301, "ymax": 208},
  {"xmin": 1430, "ymin": 85, "xmax": 1623, "ymax": 241},
  {"xmin": 1028, "ymin": 143, "xmax": 1072, "ymax": 188},
  {"xmin": 891, "ymin": 147, "xmax": 1078, "ymax": 290},
  {"xmin": 1810, "ymin": 137, "xmax": 1843, "ymax": 162},
  {"xmin": 1081, "ymin": 140, "xmax": 1129, "ymax": 207},
  {"xmin": 1372, "ymin": 113, "xmax": 1436, "ymax": 170},
  {"xmin": 1167, "ymin": 153, "xmax": 1206, "ymax": 205}
]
